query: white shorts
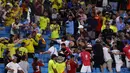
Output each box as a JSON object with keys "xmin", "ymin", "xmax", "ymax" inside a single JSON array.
[
  {"xmin": 116, "ymin": 63, "xmax": 123, "ymax": 72},
  {"xmin": 126, "ymin": 57, "xmax": 130, "ymax": 68},
  {"xmin": 80, "ymin": 64, "xmax": 91, "ymax": 73}
]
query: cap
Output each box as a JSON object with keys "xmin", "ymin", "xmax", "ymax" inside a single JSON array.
[
  {"xmin": 78, "ymin": 25, "xmax": 84, "ymax": 29},
  {"xmin": 12, "ymin": 56, "xmax": 17, "ymax": 60},
  {"xmin": 57, "ymin": 56, "xmax": 65, "ymax": 63}
]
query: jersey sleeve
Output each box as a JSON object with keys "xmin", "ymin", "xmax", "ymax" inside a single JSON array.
[
  {"xmin": 25, "ymin": 48, "xmax": 28, "ymax": 53},
  {"xmin": 38, "ymin": 61, "xmax": 44, "ymax": 66},
  {"xmin": 32, "ymin": 38, "xmax": 38, "ymax": 46},
  {"xmin": 52, "ymin": 61, "xmax": 56, "ymax": 69},
  {"xmin": 56, "ymin": 39, "xmax": 61, "ymax": 44},
  {"xmin": 48, "ymin": 47, "xmax": 53, "ymax": 52},
  {"xmin": 17, "ymin": 64, "xmax": 22, "ymax": 70},
  {"xmin": 6, "ymin": 63, "xmax": 11, "ymax": 68}
]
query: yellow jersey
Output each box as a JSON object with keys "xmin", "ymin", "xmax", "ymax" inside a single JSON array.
[
  {"xmin": 23, "ymin": 38, "xmax": 38, "ymax": 53},
  {"xmin": 0, "ymin": 43, "xmax": 6, "ymax": 58},
  {"xmin": 39, "ymin": 16, "xmax": 50, "ymax": 30},
  {"xmin": 48, "ymin": 59, "xmax": 56, "ymax": 73},
  {"xmin": 50, "ymin": 0, "xmax": 62, "ymax": 10},
  {"xmin": 50, "ymin": 24, "xmax": 60, "ymax": 39},
  {"xmin": 18, "ymin": 47, "xmax": 28, "ymax": 56},
  {"xmin": 7, "ymin": 44, "xmax": 17, "ymax": 57},
  {"xmin": 56, "ymin": 62, "xmax": 66, "ymax": 73}
]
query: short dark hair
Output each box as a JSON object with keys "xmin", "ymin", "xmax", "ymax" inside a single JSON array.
[
  {"xmin": 124, "ymin": 41, "xmax": 128, "ymax": 45},
  {"xmin": 33, "ymin": 57, "xmax": 38, "ymax": 61},
  {"xmin": 61, "ymin": 43, "xmax": 66, "ymax": 46},
  {"xmin": 51, "ymin": 54, "xmax": 57, "ymax": 59},
  {"xmin": 5, "ymin": 50, "xmax": 10, "ymax": 55},
  {"xmin": 61, "ymin": 36, "xmax": 67, "ymax": 40},
  {"xmin": 21, "ymin": 42, "xmax": 25, "ymax": 47},
  {"xmin": 26, "ymin": 33, "xmax": 31, "ymax": 37},
  {"xmin": 82, "ymin": 46, "xmax": 86, "ymax": 50},
  {"xmin": 21, "ymin": 55, "xmax": 26, "ymax": 60},
  {"xmin": 70, "ymin": 55, "xmax": 74, "ymax": 58},
  {"xmin": 120, "ymin": 17, "xmax": 123, "ymax": 20},
  {"xmin": 50, "ymin": 41, "xmax": 57, "ymax": 46}
]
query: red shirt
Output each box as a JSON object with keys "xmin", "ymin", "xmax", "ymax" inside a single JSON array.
[
  {"xmin": 64, "ymin": 47, "xmax": 72, "ymax": 57},
  {"xmin": 66, "ymin": 59, "xmax": 78, "ymax": 73},
  {"xmin": 34, "ymin": 2, "xmax": 43, "ymax": 15},
  {"xmin": 32, "ymin": 61, "xmax": 44, "ymax": 73},
  {"xmin": 80, "ymin": 51, "xmax": 91, "ymax": 66},
  {"xmin": 123, "ymin": 45, "xmax": 130, "ymax": 60},
  {"xmin": 95, "ymin": 16, "xmax": 102, "ymax": 32},
  {"xmin": 127, "ymin": 0, "xmax": 130, "ymax": 10}
]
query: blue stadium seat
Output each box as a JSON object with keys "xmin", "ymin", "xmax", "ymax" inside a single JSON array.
[{"xmin": 28, "ymin": 58, "xmax": 33, "ymax": 63}]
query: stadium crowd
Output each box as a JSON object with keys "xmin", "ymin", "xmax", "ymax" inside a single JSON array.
[{"xmin": 1, "ymin": 0, "xmax": 130, "ymax": 73}]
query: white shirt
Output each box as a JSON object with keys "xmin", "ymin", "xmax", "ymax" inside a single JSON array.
[
  {"xmin": 52, "ymin": 13, "xmax": 58, "ymax": 19},
  {"xmin": 19, "ymin": 61, "xmax": 29, "ymax": 73},
  {"xmin": 48, "ymin": 46, "xmax": 58, "ymax": 56},
  {"xmin": 6, "ymin": 62, "xmax": 22, "ymax": 73},
  {"xmin": 10, "ymin": 23, "xmax": 23, "ymax": 35},
  {"xmin": 56, "ymin": 39, "xmax": 70, "ymax": 50},
  {"xmin": 103, "ymin": 0, "xmax": 108, "ymax": 6},
  {"xmin": 103, "ymin": 47, "xmax": 112, "ymax": 62},
  {"xmin": 112, "ymin": 49, "xmax": 123, "ymax": 64},
  {"xmin": 116, "ymin": 16, "xmax": 120, "ymax": 24}
]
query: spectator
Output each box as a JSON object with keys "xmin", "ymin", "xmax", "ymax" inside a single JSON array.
[
  {"xmin": 50, "ymin": 19, "xmax": 60, "ymax": 39},
  {"xmin": 79, "ymin": 47, "xmax": 91, "ymax": 73},
  {"xmin": 92, "ymin": 39, "xmax": 105, "ymax": 72},
  {"xmin": 33, "ymin": 23, "xmax": 41, "ymax": 34},
  {"xmin": 4, "ymin": 50, "xmax": 12, "ymax": 73},
  {"xmin": 32, "ymin": 32, "xmax": 46, "ymax": 52},
  {"xmin": 95, "ymin": 11, "xmax": 103, "ymax": 37},
  {"xmin": 50, "ymin": 0, "xmax": 62, "ymax": 10},
  {"xmin": 56, "ymin": 56, "xmax": 66, "ymax": 73},
  {"xmin": 116, "ymin": 17, "xmax": 125, "ymax": 31},
  {"xmin": 5, "ymin": 56, "xmax": 24, "ymax": 73},
  {"xmin": 66, "ymin": 15, "xmax": 74, "ymax": 35},
  {"xmin": 40, "ymin": 41, "xmax": 58, "ymax": 56},
  {"xmin": 77, "ymin": 8, "xmax": 87, "ymax": 25},
  {"xmin": 78, "ymin": 25, "xmax": 88, "ymax": 40},
  {"xmin": 19, "ymin": 55, "xmax": 29, "ymax": 73},
  {"xmin": 23, "ymin": 33, "xmax": 38, "ymax": 58},
  {"xmin": 52, "ymin": 36, "xmax": 70, "ymax": 50},
  {"xmin": 61, "ymin": 43, "xmax": 72, "ymax": 57},
  {"xmin": 66, "ymin": 55, "xmax": 78, "ymax": 73},
  {"xmin": 7, "ymin": 35, "xmax": 22, "ymax": 57},
  {"xmin": 123, "ymin": 41, "xmax": 130, "ymax": 69},
  {"xmin": 32, "ymin": 57, "xmax": 44, "ymax": 73},
  {"xmin": 0, "ymin": 38, "xmax": 7, "ymax": 63},
  {"xmin": 103, "ymin": 44, "xmax": 113, "ymax": 73},
  {"xmin": 51, "ymin": 8, "xmax": 59, "ymax": 20},
  {"xmin": 111, "ymin": 45, "xmax": 123, "ymax": 73},
  {"xmin": 102, "ymin": 22, "xmax": 114, "ymax": 40},
  {"xmin": 39, "ymin": 11, "xmax": 50, "ymax": 35},
  {"xmin": 34, "ymin": 0, "xmax": 44, "ymax": 23},
  {"xmin": 10, "ymin": 18, "xmax": 22, "ymax": 35},
  {"xmin": 1, "ymin": 0, "xmax": 130, "ymax": 73},
  {"xmin": 48, "ymin": 54, "xmax": 57, "ymax": 73},
  {"xmin": 18, "ymin": 42, "xmax": 28, "ymax": 57},
  {"xmin": 101, "ymin": 12, "xmax": 111, "ymax": 31}
]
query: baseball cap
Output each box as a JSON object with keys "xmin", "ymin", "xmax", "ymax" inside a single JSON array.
[{"xmin": 78, "ymin": 25, "xmax": 84, "ymax": 29}]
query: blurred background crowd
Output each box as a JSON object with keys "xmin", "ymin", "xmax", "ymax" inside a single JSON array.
[{"xmin": 1, "ymin": 0, "xmax": 130, "ymax": 73}]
